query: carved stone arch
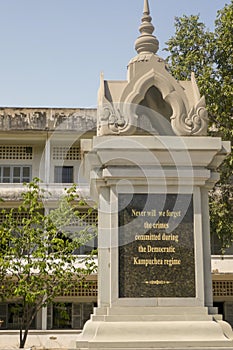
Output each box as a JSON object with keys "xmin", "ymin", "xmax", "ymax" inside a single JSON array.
[
  {"xmin": 97, "ymin": 64, "xmax": 208, "ymax": 136},
  {"xmin": 139, "ymin": 86, "xmax": 173, "ymax": 124},
  {"xmin": 121, "ymin": 69, "xmax": 192, "ymax": 135},
  {"xmin": 123, "ymin": 69, "xmax": 174, "ymax": 105}
]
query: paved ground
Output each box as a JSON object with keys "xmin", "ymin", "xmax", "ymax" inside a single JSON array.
[{"xmin": 0, "ymin": 330, "xmax": 81, "ymax": 349}]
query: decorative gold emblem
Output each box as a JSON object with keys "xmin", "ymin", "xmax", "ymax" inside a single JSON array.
[{"xmin": 144, "ymin": 280, "xmax": 172, "ymax": 285}]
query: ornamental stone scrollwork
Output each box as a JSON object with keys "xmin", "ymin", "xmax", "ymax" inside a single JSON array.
[
  {"xmin": 171, "ymin": 95, "xmax": 208, "ymax": 136},
  {"xmin": 97, "ymin": 103, "xmax": 138, "ymax": 136},
  {"xmin": 185, "ymin": 96, "xmax": 208, "ymax": 135},
  {"xmin": 98, "ymin": 63, "xmax": 209, "ymax": 136}
]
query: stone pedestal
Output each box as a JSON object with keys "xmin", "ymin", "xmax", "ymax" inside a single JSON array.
[
  {"xmin": 73, "ymin": 135, "xmax": 233, "ymax": 350},
  {"xmin": 76, "ymin": 307, "xmax": 233, "ymax": 350}
]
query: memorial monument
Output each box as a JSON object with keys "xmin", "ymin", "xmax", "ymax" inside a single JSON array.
[{"xmin": 74, "ymin": 1, "xmax": 233, "ymax": 349}]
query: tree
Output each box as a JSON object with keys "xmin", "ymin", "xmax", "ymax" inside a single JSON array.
[
  {"xmin": 164, "ymin": 1, "xmax": 233, "ymax": 249},
  {"xmin": 0, "ymin": 178, "xmax": 97, "ymax": 348}
]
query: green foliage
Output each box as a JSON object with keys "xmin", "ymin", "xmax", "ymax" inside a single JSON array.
[
  {"xmin": 0, "ymin": 178, "xmax": 97, "ymax": 348},
  {"xmin": 165, "ymin": 2, "xmax": 233, "ymax": 248}
]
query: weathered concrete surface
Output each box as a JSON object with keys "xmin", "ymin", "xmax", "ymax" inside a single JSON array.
[{"xmin": 0, "ymin": 108, "xmax": 97, "ymax": 132}]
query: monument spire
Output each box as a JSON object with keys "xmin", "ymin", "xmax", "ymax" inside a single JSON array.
[
  {"xmin": 143, "ymin": 0, "xmax": 150, "ymax": 14},
  {"xmin": 135, "ymin": 0, "xmax": 159, "ymax": 55}
]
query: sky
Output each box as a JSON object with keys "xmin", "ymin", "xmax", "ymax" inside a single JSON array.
[{"xmin": 0, "ymin": 0, "xmax": 230, "ymax": 108}]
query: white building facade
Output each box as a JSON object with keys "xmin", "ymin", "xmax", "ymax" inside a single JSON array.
[{"xmin": 0, "ymin": 107, "xmax": 98, "ymax": 332}]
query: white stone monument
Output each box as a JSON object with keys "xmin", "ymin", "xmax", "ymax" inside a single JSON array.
[{"xmin": 74, "ymin": 1, "xmax": 233, "ymax": 349}]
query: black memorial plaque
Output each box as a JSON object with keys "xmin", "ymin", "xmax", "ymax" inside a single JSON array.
[{"xmin": 118, "ymin": 193, "xmax": 195, "ymax": 298}]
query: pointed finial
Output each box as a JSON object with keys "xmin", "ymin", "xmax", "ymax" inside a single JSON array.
[
  {"xmin": 143, "ymin": 0, "xmax": 150, "ymax": 14},
  {"xmin": 135, "ymin": 0, "xmax": 159, "ymax": 55}
]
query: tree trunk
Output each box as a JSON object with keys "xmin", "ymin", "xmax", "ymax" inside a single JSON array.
[
  {"xmin": 19, "ymin": 327, "xmax": 29, "ymax": 348},
  {"xmin": 19, "ymin": 304, "xmax": 39, "ymax": 348}
]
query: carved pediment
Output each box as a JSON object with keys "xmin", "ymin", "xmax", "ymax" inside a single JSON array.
[
  {"xmin": 97, "ymin": 0, "xmax": 208, "ymax": 137},
  {"xmin": 97, "ymin": 61, "xmax": 208, "ymax": 137}
]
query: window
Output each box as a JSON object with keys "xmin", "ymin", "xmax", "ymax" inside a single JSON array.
[
  {"xmin": 52, "ymin": 303, "xmax": 72, "ymax": 329},
  {"xmin": 48, "ymin": 208, "xmax": 98, "ymax": 255},
  {"xmin": 0, "ymin": 209, "xmax": 44, "ymax": 255},
  {"xmin": 47, "ymin": 302, "xmax": 95, "ymax": 330},
  {"xmin": 0, "ymin": 166, "xmax": 31, "ymax": 183},
  {"xmin": 211, "ymin": 234, "xmax": 233, "ymax": 255},
  {"xmin": 213, "ymin": 302, "xmax": 233, "ymax": 328},
  {"xmin": 54, "ymin": 166, "xmax": 73, "ymax": 183},
  {"xmin": 58, "ymin": 209, "xmax": 98, "ymax": 255},
  {"xmin": 0, "ymin": 304, "xmax": 7, "ymax": 329},
  {"xmin": 52, "ymin": 146, "xmax": 81, "ymax": 160},
  {"xmin": 0, "ymin": 145, "xmax": 33, "ymax": 160},
  {"xmin": 0, "ymin": 210, "xmax": 36, "ymax": 223},
  {"xmin": 0, "ymin": 303, "xmax": 36, "ymax": 330}
]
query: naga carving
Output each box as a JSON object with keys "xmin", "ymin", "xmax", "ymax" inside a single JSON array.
[
  {"xmin": 97, "ymin": 103, "xmax": 138, "ymax": 136},
  {"xmin": 171, "ymin": 95, "xmax": 208, "ymax": 136},
  {"xmin": 97, "ymin": 91, "xmax": 208, "ymax": 137},
  {"xmin": 184, "ymin": 96, "xmax": 208, "ymax": 135}
]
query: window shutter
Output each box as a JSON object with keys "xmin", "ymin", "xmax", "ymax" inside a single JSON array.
[
  {"xmin": 47, "ymin": 304, "xmax": 53, "ymax": 330},
  {"xmin": 0, "ymin": 303, "xmax": 7, "ymax": 329},
  {"xmin": 72, "ymin": 303, "xmax": 81, "ymax": 329},
  {"xmin": 82, "ymin": 303, "xmax": 94, "ymax": 328},
  {"xmin": 225, "ymin": 302, "xmax": 233, "ymax": 328}
]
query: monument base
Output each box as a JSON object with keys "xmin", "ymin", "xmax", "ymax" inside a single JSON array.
[{"xmin": 73, "ymin": 307, "xmax": 233, "ymax": 350}]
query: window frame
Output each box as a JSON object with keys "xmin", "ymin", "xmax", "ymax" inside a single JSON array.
[
  {"xmin": 47, "ymin": 302, "xmax": 95, "ymax": 330},
  {"xmin": 54, "ymin": 165, "xmax": 74, "ymax": 183},
  {"xmin": 0, "ymin": 165, "xmax": 32, "ymax": 183}
]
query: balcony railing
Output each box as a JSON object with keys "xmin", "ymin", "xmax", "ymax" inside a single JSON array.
[{"xmin": 0, "ymin": 183, "xmax": 92, "ymax": 203}]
